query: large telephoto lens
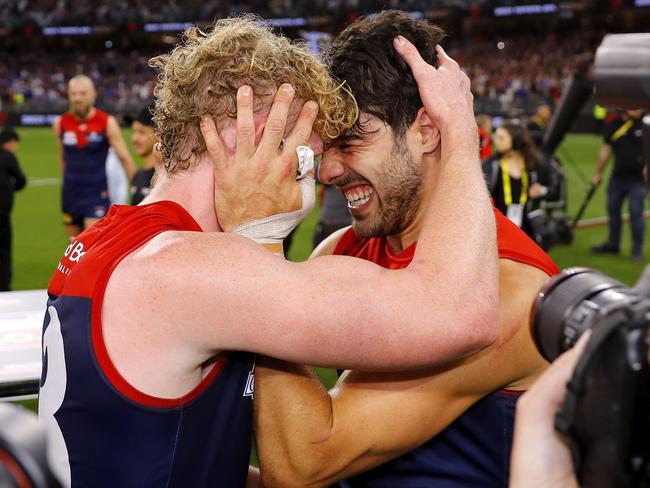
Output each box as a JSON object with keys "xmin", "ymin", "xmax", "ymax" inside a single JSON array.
[{"xmin": 531, "ymin": 268, "xmax": 634, "ymax": 362}]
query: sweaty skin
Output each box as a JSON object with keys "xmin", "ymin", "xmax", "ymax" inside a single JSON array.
[
  {"xmin": 101, "ymin": 65, "xmax": 498, "ymax": 399},
  {"xmin": 254, "ymin": 234, "xmax": 551, "ymax": 487},
  {"xmin": 253, "ymin": 39, "xmax": 552, "ymax": 487}
]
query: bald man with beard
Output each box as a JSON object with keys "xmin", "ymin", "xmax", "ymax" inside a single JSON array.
[{"xmin": 53, "ymin": 75, "xmax": 136, "ymax": 240}]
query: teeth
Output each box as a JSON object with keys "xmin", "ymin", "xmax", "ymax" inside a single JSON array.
[{"xmin": 344, "ymin": 188, "xmax": 373, "ymax": 208}]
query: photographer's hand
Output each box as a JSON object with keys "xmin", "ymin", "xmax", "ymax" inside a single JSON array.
[{"xmin": 510, "ymin": 333, "xmax": 590, "ymax": 488}]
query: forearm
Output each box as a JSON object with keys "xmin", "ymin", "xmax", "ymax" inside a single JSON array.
[
  {"xmin": 413, "ymin": 126, "xmax": 499, "ymax": 353},
  {"xmin": 393, "ymin": 39, "xmax": 499, "ymax": 358},
  {"xmin": 107, "ymin": 118, "xmax": 136, "ymax": 180},
  {"xmin": 255, "ymin": 359, "xmax": 335, "ymax": 487},
  {"xmin": 116, "ymin": 148, "xmax": 136, "ymax": 180},
  {"xmin": 595, "ymin": 145, "xmax": 612, "ymax": 175}
]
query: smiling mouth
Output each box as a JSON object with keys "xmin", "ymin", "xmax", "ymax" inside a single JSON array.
[{"xmin": 344, "ymin": 186, "xmax": 373, "ymax": 209}]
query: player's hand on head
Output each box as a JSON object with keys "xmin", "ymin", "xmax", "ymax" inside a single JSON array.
[
  {"xmin": 393, "ymin": 37, "xmax": 477, "ymax": 150},
  {"xmin": 200, "ymin": 84, "xmax": 319, "ymax": 232}
]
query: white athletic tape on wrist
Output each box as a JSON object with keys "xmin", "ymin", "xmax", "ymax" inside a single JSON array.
[{"xmin": 232, "ymin": 146, "xmax": 316, "ymax": 257}]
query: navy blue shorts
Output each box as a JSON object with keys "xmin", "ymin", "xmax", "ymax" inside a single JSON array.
[{"xmin": 62, "ymin": 184, "xmax": 110, "ymax": 227}]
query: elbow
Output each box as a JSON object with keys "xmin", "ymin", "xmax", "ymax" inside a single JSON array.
[
  {"xmin": 261, "ymin": 463, "xmax": 329, "ymax": 488},
  {"xmin": 260, "ymin": 450, "xmax": 335, "ymax": 488},
  {"xmin": 452, "ymin": 291, "xmax": 500, "ymax": 358}
]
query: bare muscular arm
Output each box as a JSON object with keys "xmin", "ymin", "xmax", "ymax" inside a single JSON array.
[
  {"xmin": 106, "ymin": 40, "xmax": 498, "ymax": 372},
  {"xmin": 53, "ymin": 117, "xmax": 64, "ymax": 173},
  {"xmin": 254, "ymin": 259, "xmax": 549, "ymax": 487}
]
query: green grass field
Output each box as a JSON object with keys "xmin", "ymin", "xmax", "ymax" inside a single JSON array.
[{"xmin": 9, "ymin": 128, "xmax": 648, "ymax": 292}]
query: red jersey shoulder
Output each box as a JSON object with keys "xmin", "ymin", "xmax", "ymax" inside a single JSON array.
[
  {"xmin": 333, "ymin": 228, "xmax": 381, "ymax": 262},
  {"xmin": 47, "ymin": 202, "xmax": 203, "ymax": 298},
  {"xmin": 334, "ymin": 208, "xmax": 559, "ymax": 277},
  {"xmin": 493, "ymin": 207, "xmax": 559, "ymax": 276},
  {"xmin": 333, "ymin": 228, "xmax": 413, "ymax": 269}
]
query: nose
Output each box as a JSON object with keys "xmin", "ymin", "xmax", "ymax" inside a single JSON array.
[{"xmin": 318, "ymin": 148, "xmax": 345, "ymax": 185}]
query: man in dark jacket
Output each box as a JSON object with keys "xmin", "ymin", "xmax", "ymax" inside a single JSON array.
[
  {"xmin": 591, "ymin": 109, "xmax": 647, "ymax": 261},
  {"xmin": 0, "ymin": 128, "xmax": 27, "ymax": 291}
]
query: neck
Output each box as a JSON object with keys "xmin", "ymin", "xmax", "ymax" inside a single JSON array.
[
  {"xmin": 142, "ymin": 153, "xmax": 156, "ymax": 170},
  {"xmin": 385, "ymin": 151, "xmax": 439, "ymax": 253},
  {"xmin": 73, "ymin": 106, "xmax": 95, "ymax": 121},
  {"xmin": 145, "ymin": 154, "xmax": 221, "ymax": 232}
]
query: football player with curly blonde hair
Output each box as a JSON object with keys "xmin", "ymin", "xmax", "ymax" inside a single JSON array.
[{"xmin": 39, "ymin": 16, "xmax": 498, "ymax": 488}]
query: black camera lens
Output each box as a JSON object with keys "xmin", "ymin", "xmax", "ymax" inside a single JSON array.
[{"xmin": 531, "ymin": 267, "xmax": 633, "ymax": 362}]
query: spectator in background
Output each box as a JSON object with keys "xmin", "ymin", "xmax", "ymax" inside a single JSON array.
[
  {"xmin": 527, "ymin": 103, "xmax": 552, "ymax": 148},
  {"xmin": 126, "ymin": 104, "xmax": 158, "ymax": 205},
  {"xmin": 591, "ymin": 109, "xmax": 647, "ymax": 262},
  {"xmin": 483, "ymin": 121, "xmax": 559, "ymax": 245},
  {"xmin": 0, "ymin": 128, "xmax": 26, "ymax": 291},
  {"xmin": 476, "ymin": 113, "xmax": 493, "ymax": 160},
  {"xmin": 53, "ymin": 74, "xmax": 136, "ymax": 240}
]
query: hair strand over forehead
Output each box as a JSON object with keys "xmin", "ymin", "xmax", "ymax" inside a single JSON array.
[{"xmin": 150, "ymin": 15, "xmax": 358, "ymax": 173}]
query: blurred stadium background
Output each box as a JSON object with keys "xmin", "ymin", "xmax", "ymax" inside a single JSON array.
[
  {"xmin": 2, "ymin": 0, "xmax": 648, "ymax": 292},
  {"xmin": 0, "ymin": 0, "xmax": 648, "ymax": 476}
]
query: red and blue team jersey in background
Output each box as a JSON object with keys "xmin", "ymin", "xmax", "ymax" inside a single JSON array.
[
  {"xmin": 59, "ymin": 110, "xmax": 112, "ymax": 222},
  {"xmin": 59, "ymin": 110, "xmax": 110, "ymax": 187},
  {"xmin": 333, "ymin": 207, "xmax": 559, "ymax": 488},
  {"xmin": 39, "ymin": 201, "xmax": 255, "ymax": 487}
]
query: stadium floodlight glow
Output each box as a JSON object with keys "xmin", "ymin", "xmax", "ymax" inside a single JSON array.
[
  {"xmin": 493, "ymin": 3, "xmax": 558, "ymax": 16},
  {"xmin": 266, "ymin": 17, "xmax": 308, "ymax": 27},
  {"xmin": 144, "ymin": 22, "xmax": 194, "ymax": 33},
  {"xmin": 43, "ymin": 26, "xmax": 93, "ymax": 36}
]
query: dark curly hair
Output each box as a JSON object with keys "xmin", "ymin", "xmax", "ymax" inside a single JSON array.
[{"xmin": 327, "ymin": 10, "xmax": 445, "ymax": 137}]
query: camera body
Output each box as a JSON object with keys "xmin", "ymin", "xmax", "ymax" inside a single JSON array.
[{"xmin": 532, "ymin": 268, "xmax": 650, "ymax": 487}]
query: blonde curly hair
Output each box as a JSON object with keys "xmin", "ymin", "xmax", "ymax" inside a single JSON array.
[{"xmin": 149, "ymin": 16, "xmax": 358, "ymax": 173}]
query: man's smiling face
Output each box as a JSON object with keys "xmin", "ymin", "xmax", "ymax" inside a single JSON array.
[{"xmin": 319, "ymin": 113, "xmax": 423, "ymax": 238}]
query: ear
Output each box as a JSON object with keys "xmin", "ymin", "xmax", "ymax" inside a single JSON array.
[{"xmin": 413, "ymin": 107, "xmax": 440, "ymax": 154}]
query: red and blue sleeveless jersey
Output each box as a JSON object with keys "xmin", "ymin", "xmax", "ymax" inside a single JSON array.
[
  {"xmin": 39, "ymin": 201, "xmax": 255, "ymax": 487},
  {"xmin": 333, "ymin": 207, "xmax": 558, "ymax": 488},
  {"xmin": 59, "ymin": 110, "xmax": 110, "ymax": 187}
]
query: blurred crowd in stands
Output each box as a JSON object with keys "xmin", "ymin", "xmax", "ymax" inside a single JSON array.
[
  {"xmin": 0, "ymin": 50, "xmax": 156, "ymax": 113},
  {"xmin": 453, "ymin": 32, "xmax": 598, "ymax": 115},
  {"xmin": 0, "ymin": 30, "xmax": 601, "ymax": 116},
  {"xmin": 3, "ymin": 0, "xmax": 449, "ymax": 29}
]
